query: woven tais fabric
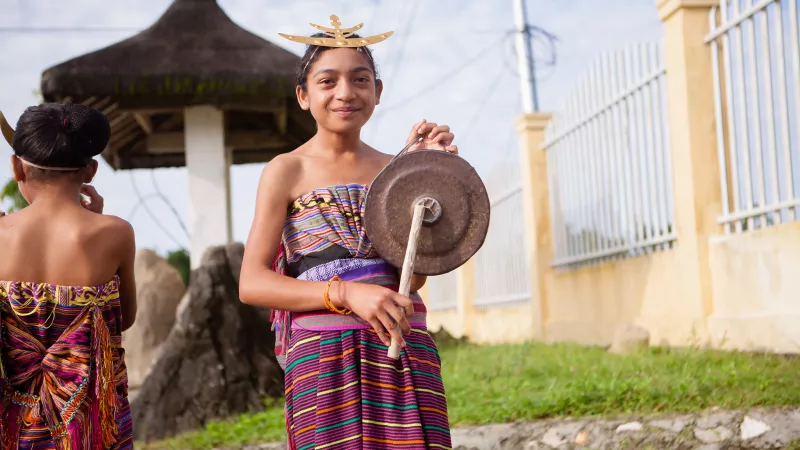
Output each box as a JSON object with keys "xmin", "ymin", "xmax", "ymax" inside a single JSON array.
[
  {"xmin": 0, "ymin": 276, "xmax": 133, "ymax": 450},
  {"xmin": 270, "ymin": 183, "xmax": 452, "ymax": 450}
]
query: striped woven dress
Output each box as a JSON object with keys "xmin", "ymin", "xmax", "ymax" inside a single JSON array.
[
  {"xmin": 0, "ymin": 276, "xmax": 133, "ymax": 450},
  {"xmin": 271, "ymin": 183, "xmax": 452, "ymax": 450}
]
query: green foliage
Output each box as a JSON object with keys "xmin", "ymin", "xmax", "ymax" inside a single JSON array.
[
  {"xmin": 1, "ymin": 179, "xmax": 28, "ymax": 213},
  {"xmin": 165, "ymin": 248, "xmax": 191, "ymax": 287}
]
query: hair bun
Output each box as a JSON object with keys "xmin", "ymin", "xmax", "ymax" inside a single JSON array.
[{"xmin": 63, "ymin": 103, "xmax": 110, "ymax": 158}]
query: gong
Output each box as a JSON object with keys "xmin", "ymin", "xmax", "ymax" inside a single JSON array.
[
  {"xmin": 364, "ymin": 147, "xmax": 491, "ymax": 358},
  {"xmin": 364, "ymin": 149, "xmax": 490, "ymax": 276}
]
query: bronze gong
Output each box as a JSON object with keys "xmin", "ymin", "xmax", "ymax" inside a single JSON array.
[{"xmin": 364, "ymin": 149, "xmax": 491, "ymax": 276}]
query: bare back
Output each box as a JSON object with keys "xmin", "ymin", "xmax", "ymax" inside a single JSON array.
[
  {"xmin": 0, "ymin": 203, "xmax": 129, "ymax": 285},
  {"xmin": 0, "ymin": 201, "xmax": 137, "ymax": 329}
]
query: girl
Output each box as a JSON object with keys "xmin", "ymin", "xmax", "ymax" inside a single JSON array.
[
  {"xmin": 0, "ymin": 104, "xmax": 137, "ymax": 449},
  {"xmin": 240, "ymin": 21, "xmax": 457, "ymax": 450}
]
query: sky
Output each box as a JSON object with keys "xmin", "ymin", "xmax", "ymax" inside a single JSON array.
[{"xmin": 0, "ymin": 0, "xmax": 662, "ymax": 255}]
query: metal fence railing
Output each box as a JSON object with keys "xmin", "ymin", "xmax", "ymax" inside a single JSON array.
[
  {"xmin": 424, "ymin": 269, "xmax": 458, "ymax": 311},
  {"xmin": 707, "ymin": 0, "xmax": 800, "ymax": 233},
  {"xmin": 473, "ymin": 184, "xmax": 532, "ymax": 307},
  {"xmin": 542, "ymin": 42, "xmax": 677, "ymax": 269}
]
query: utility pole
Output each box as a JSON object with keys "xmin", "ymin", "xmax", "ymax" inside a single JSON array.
[{"xmin": 512, "ymin": 0, "xmax": 539, "ymax": 112}]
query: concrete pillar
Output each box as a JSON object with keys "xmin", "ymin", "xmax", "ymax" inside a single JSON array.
[
  {"xmin": 517, "ymin": 112, "xmax": 553, "ymax": 341},
  {"xmin": 655, "ymin": 0, "xmax": 721, "ymax": 326},
  {"xmin": 184, "ymin": 105, "xmax": 232, "ymax": 269}
]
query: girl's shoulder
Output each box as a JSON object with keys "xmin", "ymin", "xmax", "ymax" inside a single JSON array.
[
  {"xmin": 88, "ymin": 213, "xmax": 134, "ymax": 239},
  {"xmin": 257, "ymin": 152, "xmax": 306, "ymax": 206},
  {"xmin": 76, "ymin": 213, "xmax": 135, "ymax": 253}
]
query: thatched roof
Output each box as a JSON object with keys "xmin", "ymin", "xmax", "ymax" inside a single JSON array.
[{"xmin": 40, "ymin": 0, "xmax": 314, "ymax": 170}]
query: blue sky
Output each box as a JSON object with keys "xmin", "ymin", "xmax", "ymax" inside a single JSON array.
[{"xmin": 0, "ymin": 0, "xmax": 662, "ymax": 254}]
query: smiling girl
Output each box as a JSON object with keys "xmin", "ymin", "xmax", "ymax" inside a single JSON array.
[{"xmin": 239, "ymin": 19, "xmax": 455, "ymax": 450}]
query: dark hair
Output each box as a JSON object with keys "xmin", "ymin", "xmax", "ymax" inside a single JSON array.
[
  {"xmin": 12, "ymin": 103, "xmax": 110, "ymax": 170},
  {"xmin": 296, "ymin": 32, "xmax": 379, "ymax": 91}
]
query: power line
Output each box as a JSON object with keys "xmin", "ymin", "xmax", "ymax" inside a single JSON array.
[
  {"xmin": 367, "ymin": 0, "xmax": 421, "ymax": 141},
  {"xmin": 505, "ymin": 26, "xmax": 560, "ymax": 81},
  {"xmin": 459, "ymin": 64, "xmax": 509, "ymax": 143},
  {"xmin": 0, "ymin": 25, "xmax": 508, "ymax": 35},
  {"xmin": 128, "ymin": 172, "xmax": 187, "ymax": 249},
  {"xmin": 382, "ymin": 0, "xmax": 420, "ymax": 96},
  {"xmin": 367, "ymin": 0, "xmax": 380, "ymax": 30},
  {"xmin": 126, "ymin": 193, "xmax": 160, "ymax": 220},
  {"xmin": 0, "ymin": 27, "xmax": 141, "ymax": 33},
  {"xmin": 373, "ymin": 31, "xmax": 513, "ymax": 116},
  {"xmin": 150, "ymin": 170, "xmax": 189, "ymax": 239}
]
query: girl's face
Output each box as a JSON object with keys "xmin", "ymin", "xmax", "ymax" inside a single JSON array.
[{"xmin": 296, "ymin": 47, "xmax": 383, "ymax": 134}]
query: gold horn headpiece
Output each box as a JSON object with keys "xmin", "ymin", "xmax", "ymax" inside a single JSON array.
[
  {"xmin": 278, "ymin": 15, "xmax": 393, "ymax": 47},
  {"xmin": 0, "ymin": 110, "xmax": 14, "ymax": 147}
]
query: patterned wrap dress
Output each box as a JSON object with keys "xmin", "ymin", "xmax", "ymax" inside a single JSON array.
[
  {"xmin": 271, "ymin": 184, "xmax": 452, "ymax": 450},
  {"xmin": 0, "ymin": 275, "xmax": 133, "ymax": 450}
]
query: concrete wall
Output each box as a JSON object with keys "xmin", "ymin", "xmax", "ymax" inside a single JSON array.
[{"xmin": 425, "ymin": 0, "xmax": 800, "ymax": 354}]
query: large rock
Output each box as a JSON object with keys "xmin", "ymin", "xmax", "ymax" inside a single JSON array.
[
  {"xmin": 608, "ymin": 323, "xmax": 650, "ymax": 354},
  {"xmin": 130, "ymin": 243, "xmax": 284, "ymax": 443},
  {"xmin": 123, "ymin": 249, "xmax": 186, "ymax": 389}
]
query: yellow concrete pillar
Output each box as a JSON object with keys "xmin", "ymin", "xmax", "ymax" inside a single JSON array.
[
  {"xmin": 517, "ymin": 112, "xmax": 553, "ymax": 340},
  {"xmin": 657, "ymin": 0, "xmax": 721, "ymax": 321},
  {"xmin": 418, "ymin": 283, "xmax": 430, "ymax": 305}
]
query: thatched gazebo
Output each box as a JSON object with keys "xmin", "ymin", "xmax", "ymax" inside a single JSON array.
[{"xmin": 41, "ymin": 0, "xmax": 314, "ymax": 267}]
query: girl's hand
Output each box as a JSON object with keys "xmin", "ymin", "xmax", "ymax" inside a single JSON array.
[
  {"xmin": 405, "ymin": 119, "xmax": 458, "ymax": 154},
  {"xmin": 333, "ymin": 281, "xmax": 414, "ymax": 348},
  {"xmin": 80, "ymin": 184, "xmax": 104, "ymax": 214}
]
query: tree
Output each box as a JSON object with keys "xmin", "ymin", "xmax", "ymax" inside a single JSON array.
[
  {"xmin": 166, "ymin": 248, "xmax": 191, "ymax": 287},
  {"xmin": 0, "ymin": 178, "xmax": 28, "ymax": 213}
]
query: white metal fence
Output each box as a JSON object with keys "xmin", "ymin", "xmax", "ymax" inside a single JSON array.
[
  {"xmin": 707, "ymin": 0, "xmax": 800, "ymax": 233},
  {"xmin": 472, "ymin": 134, "xmax": 532, "ymax": 308},
  {"xmin": 423, "ymin": 139, "xmax": 531, "ymax": 310},
  {"xmin": 473, "ymin": 184, "xmax": 531, "ymax": 307},
  {"xmin": 542, "ymin": 43, "xmax": 677, "ymax": 269},
  {"xmin": 424, "ymin": 269, "xmax": 458, "ymax": 311}
]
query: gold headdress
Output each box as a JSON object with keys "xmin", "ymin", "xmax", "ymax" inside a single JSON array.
[
  {"xmin": 278, "ymin": 15, "xmax": 393, "ymax": 48},
  {"xmin": 0, "ymin": 110, "xmax": 13, "ymax": 147}
]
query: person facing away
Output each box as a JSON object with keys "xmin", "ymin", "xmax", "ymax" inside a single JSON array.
[
  {"xmin": 239, "ymin": 29, "xmax": 459, "ymax": 450},
  {"xmin": 0, "ymin": 103, "xmax": 137, "ymax": 450}
]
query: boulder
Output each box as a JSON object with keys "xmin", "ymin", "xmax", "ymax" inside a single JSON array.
[
  {"xmin": 123, "ymin": 249, "xmax": 186, "ymax": 389},
  {"xmin": 608, "ymin": 323, "xmax": 650, "ymax": 354},
  {"xmin": 130, "ymin": 243, "xmax": 284, "ymax": 443}
]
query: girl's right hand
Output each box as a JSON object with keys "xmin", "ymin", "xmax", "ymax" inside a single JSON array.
[
  {"xmin": 334, "ymin": 281, "xmax": 414, "ymax": 348},
  {"xmin": 80, "ymin": 185, "xmax": 104, "ymax": 214}
]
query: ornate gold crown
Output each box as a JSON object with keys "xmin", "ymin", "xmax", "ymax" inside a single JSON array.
[{"xmin": 278, "ymin": 15, "xmax": 393, "ymax": 48}]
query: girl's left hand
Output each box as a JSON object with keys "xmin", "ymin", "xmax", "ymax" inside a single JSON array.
[{"xmin": 405, "ymin": 119, "xmax": 458, "ymax": 154}]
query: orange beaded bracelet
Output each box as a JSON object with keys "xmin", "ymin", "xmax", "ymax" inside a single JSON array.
[{"xmin": 324, "ymin": 275, "xmax": 351, "ymax": 315}]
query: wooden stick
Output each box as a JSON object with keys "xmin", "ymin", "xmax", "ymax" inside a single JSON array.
[{"xmin": 388, "ymin": 203, "xmax": 427, "ymax": 359}]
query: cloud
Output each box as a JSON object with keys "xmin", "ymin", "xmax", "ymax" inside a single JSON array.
[{"xmin": 0, "ymin": 0, "xmax": 662, "ymax": 252}]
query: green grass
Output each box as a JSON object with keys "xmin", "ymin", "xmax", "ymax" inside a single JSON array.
[
  {"xmin": 443, "ymin": 342, "xmax": 800, "ymax": 423},
  {"xmin": 140, "ymin": 399, "xmax": 287, "ymax": 449},
  {"xmin": 143, "ymin": 341, "xmax": 800, "ymax": 449}
]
